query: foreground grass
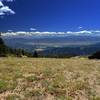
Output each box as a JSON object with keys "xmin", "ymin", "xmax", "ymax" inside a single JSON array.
[{"xmin": 0, "ymin": 57, "xmax": 100, "ymax": 100}]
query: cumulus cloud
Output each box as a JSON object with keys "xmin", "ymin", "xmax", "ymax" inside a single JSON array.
[
  {"xmin": 67, "ymin": 30, "xmax": 92, "ymax": 35},
  {"xmin": 0, "ymin": 1, "xmax": 3, "ymax": 7},
  {"xmin": 2, "ymin": 30, "xmax": 100, "ymax": 37},
  {"xmin": 0, "ymin": 0, "xmax": 15, "ymax": 16},
  {"xmin": 0, "ymin": 0, "xmax": 14, "ymax": 2},
  {"xmin": 0, "ymin": 6, "xmax": 15, "ymax": 15}
]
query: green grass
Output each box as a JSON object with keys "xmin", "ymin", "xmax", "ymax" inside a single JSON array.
[{"xmin": 0, "ymin": 57, "xmax": 100, "ymax": 99}]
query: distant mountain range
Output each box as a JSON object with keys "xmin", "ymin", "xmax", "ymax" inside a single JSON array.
[
  {"xmin": 38, "ymin": 43, "xmax": 100, "ymax": 57},
  {"xmin": 2, "ymin": 34, "xmax": 100, "ymax": 57}
]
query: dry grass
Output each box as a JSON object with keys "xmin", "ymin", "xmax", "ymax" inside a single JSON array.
[{"xmin": 0, "ymin": 57, "xmax": 100, "ymax": 100}]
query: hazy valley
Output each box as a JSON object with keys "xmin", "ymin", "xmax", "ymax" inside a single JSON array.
[{"xmin": 2, "ymin": 34, "xmax": 100, "ymax": 57}]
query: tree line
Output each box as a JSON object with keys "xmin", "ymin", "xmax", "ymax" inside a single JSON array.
[{"xmin": 0, "ymin": 36, "xmax": 38, "ymax": 57}]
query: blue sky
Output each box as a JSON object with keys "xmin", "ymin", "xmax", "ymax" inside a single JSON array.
[{"xmin": 0, "ymin": 0, "xmax": 100, "ymax": 32}]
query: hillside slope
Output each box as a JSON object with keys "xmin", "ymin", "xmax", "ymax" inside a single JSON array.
[
  {"xmin": 0, "ymin": 57, "xmax": 100, "ymax": 100},
  {"xmin": 0, "ymin": 36, "xmax": 33, "ymax": 57}
]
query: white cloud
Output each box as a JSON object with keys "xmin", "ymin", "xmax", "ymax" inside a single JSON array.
[
  {"xmin": 30, "ymin": 28, "xmax": 37, "ymax": 31},
  {"xmin": 2, "ymin": 30, "xmax": 100, "ymax": 37},
  {"xmin": 78, "ymin": 26, "xmax": 83, "ymax": 29},
  {"xmin": 0, "ymin": 11, "xmax": 4, "ymax": 15},
  {"xmin": 16, "ymin": 31, "xmax": 27, "ymax": 34},
  {"xmin": 67, "ymin": 30, "xmax": 92, "ymax": 35},
  {"xmin": 0, "ymin": 6, "xmax": 15, "ymax": 15},
  {"xmin": 6, "ymin": 0, "xmax": 14, "ymax": 2},
  {"xmin": 0, "ymin": 1, "xmax": 3, "ymax": 7},
  {"xmin": 0, "ymin": 0, "xmax": 15, "ymax": 16},
  {"xmin": 8, "ymin": 30, "xmax": 13, "ymax": 32},
  {"xmin": 0, "ymin": 0, "xmax": 14, "ymax": 2}
]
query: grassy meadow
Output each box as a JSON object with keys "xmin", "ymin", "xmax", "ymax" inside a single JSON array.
[{"xmin": 0, "ymin": 57, "xmax": 100, "ymax": 100}]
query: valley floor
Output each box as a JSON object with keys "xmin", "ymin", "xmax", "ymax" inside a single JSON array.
[{"xmin": 0, "ymin": 57, "xmax": 100, "ymax": 100}]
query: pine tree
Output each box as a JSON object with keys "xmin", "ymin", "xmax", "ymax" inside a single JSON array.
[
  {"xmin": 0, "ymin": 33, "xmax": 7, "ymax": 56},
  {"xmin": 0, "ymin": 33, "xmax": 5, "ymax": 46},
  {"xmin": 33, "ymin": 50, "xmax": 38, "ymax": 57}
]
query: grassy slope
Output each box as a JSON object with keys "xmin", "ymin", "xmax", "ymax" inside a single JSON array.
[{"xmin": 0, "ymin": 57, "xmax": 100, "ymax": 100}]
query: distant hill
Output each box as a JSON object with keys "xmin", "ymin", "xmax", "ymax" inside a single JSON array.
[
  {"xmin": 0, "ymin": 35, "xmax": 33, "ymax": 57},
  {"xmin": 2, "ymin": 35, "xmax": 100, "ymax": 57},
  {"xmin": 37, "ymin": 42, "xmax": 100, "ymax": 57},
  {"xmin": 2, "ymin": 35, "xmax": 100, "ymax": 50}
]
